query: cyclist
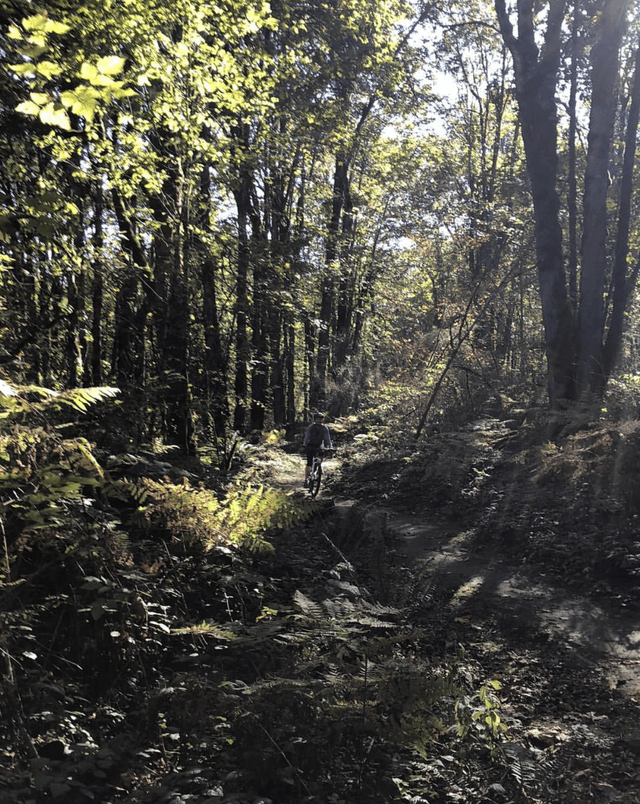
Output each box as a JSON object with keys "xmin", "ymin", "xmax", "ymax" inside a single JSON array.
[{"xmin": 303, "ymin": 412, "xmax": 333, "ymax": 486}]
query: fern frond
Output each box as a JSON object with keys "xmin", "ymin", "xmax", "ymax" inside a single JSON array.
[
  {"xmin": 55, "ymin": 386, "xmax": 120, "ymax": 413},
  {"xmin": 293, "ymin": 590, "xmax": 324, "ymax": 619},
  {"xmin": 504, "ymin": 743, "xmax": 547, "ymax": 794},
  {"xmin": 347, "ymin": 614, "xmax": 397, "ymax": 629}
]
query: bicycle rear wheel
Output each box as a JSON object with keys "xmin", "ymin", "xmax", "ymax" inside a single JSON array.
[{"xmin": 310, "ymin": 464, "xmax": 322, "ymax": 497}]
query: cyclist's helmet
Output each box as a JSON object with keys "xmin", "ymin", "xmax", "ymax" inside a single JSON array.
[{"xmin": 313, "ymin": 412, "xmax": 324, "ymax": 421}]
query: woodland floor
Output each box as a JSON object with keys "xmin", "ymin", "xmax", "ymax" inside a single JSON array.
[
  {"xmin": 315, "ymin": 412, "xmax": 640, "ymax": 804},
  {"xmin": 5, "ymin": 410, "xmax": 640, "ymax": 803}
]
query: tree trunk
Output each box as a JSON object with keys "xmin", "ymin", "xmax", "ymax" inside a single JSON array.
[
  {"xmin": 603, "ymin": 43, "xmax": 640, "ymax": 377},
  {"xmin": 495, "ymin": 0, "xmax": 575, "ymax": 407},
  {"xmin": 90, "ymin": 181, "xmax": 104, "ymax": 385},
  {"xmin": 201, "ymin": 256, "xmax": 230, "ymax": 437},
  {"xmin": 578, "ymin": 0, "xmax": 629, "ymax": 394},
  {"xmin": 233, "ymin": 186, "xmax": 251, "ymax": 433},
  {"xmin": 111, "ymin": 186, "xmax": 148, "ymax": 390},
  {"xmin": 285, "ymin": 320, "xmax": 296, "ymax": 436},
  {"xmin": 567, "ymin": 4, "xmax": 579, "ymax": 313},
  {"xmin": 313, "ymin": 154, "xmax": 349, "ymax": 409}
]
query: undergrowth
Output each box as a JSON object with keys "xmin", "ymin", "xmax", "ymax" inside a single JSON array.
[
  {"xmin": 0, "ymin": 378, "xmax": 533, "ymax": 804},
  {"xmin": 6, "ymin": 379, "xmax": 634, "ymax": 802}
]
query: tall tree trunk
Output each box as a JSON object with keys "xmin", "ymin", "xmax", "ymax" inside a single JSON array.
[
  {"xmin": 111, "ymin": 186, "xmax": 149, "ymax": 390},
  {"xmin": 313, "ymin": 154, "xmax": 349, "ymax": 409},
  {"xmin": 567, "ymin": 3, "xmax": 579, "ymax": 313},
  {"xmin": 112, "ymin": 271, "xmax": 141, "ymax": 388},
  {"xmin": 285, "ymin": 319, "xmax": 296, "ymax": 436},
  {"xmin": 304, "ymin": 317, "xmax": 316, "ymax": 417},
  {"xmin": 603, "ymin": 43, "xmax": 640, "ymax": 377},
  {"xmin": 164, "ymin": 238, "xmax": 194, "ymax": 453},
  {"xmin": 334, "ymin": 166, "xmax": 355, "ymax": 371},
  {"xmin": 90, "ymin": 181, "xmax": 104, "ymax": 385},
  {"xmin": 267, "ymin": 152, "xmax": 294, "ymax": 429},
  {"xmin": 578, "ymin": 0, "xmax": 630, "ymax": 394},
  {"xmin": 202, "ymin": 256, "xmax": 230, "ymax": 437},
  {"xmin": 233, "ymin": 187, "xmax": 251, "ymax": 433},
  {"xmin": 250, "ymin": 248, "xmax": 268, "ymax": 432},
  {"xmin": 495, "ymin": 0, "xmax": 575, "ymax": 407}
]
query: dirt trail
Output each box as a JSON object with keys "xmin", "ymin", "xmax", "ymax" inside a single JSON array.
[
  {"xmin": 269, "ymin": 442, "xmax": 640, "ymax": 800},
  {"xmin": 383, "ymin": 509, "xmax": 640, "ymax": 697},
  {"xmin": 273, "ymin": 449, "xmax": 640, "ymax": 699}
]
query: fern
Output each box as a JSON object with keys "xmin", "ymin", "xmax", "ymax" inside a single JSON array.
[
  {"xmin": 0, "ymin": 379, "xmax": 120, "ymax": 420},
  {"xmin": 123, "ymin": 478, "xmax": 316, "ymax": 552},
  {"xmin": 293, "ymin": 590, "xmax": 325, "ymax": 619},
  {"xmin": 504, "ymin": 742, "xmax": 549, "ymax": 797}
]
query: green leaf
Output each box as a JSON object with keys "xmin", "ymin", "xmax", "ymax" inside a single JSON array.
[
  {"xmin": 36, "ymin": 60, "xmax": 63, "ymax": 79},
  {"xmin": 60, "ymin": 85, "xmax": 101, "ymax": 121},
  {"xmin": 96, "ymin": 55, "xmax": 126, "ymax": 76},
  {"xmin": 39, "ymin": 102, "xmax": 71, "ymax": 130},
  {"xmin": 9, "ymin": 63, "xmax": 37, "ymax": 77},
  {"xmin": 79, "ymin": 62, "xmax": 99, "ymax": 83},
  {"xmin": 91, "ymin": 74, "xmax": 117, "ymax": 88},
  {"xmin": 29, "ymin": 92, "xmax": 49, "ymax": 106},
  {"xmin": 111, "ymin": 86, "xmax": 137, "ymax": 100},
  {"xmin": 22, "ymin": 14, "xmax": 49, "ymax": 32},
  {"xmin": 15, "ymin": 100, "xmax": 42, "ymax": 116},
  {"xmin": 45, "ymin": 20, "xmax": 71, "ymax": 35}
]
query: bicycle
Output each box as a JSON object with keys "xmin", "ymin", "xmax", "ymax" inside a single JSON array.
[{"xmin": 307, "ymin": 447, "xmax": 335, "ymax": 498}]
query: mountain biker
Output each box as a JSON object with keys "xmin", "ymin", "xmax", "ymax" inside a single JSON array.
[{"xmin": 303, "ymin": 412, "xmax": 333, "ymax": 485}]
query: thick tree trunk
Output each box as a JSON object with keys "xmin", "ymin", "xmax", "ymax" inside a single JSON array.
[
  {"xmin": 578, "ymin": 0, "xmax": 629, "ymax": 394},
  {"xmin": 201, "ymin": 256, "xmax": 230, "ymax": 437},
  {"xmin": 497, "ymin": 0, "xmax": 633, "ymax": 407},
  {"xmin": 603, "ymin": 44, "xmax": 640, "ymax": 378},
  {"xmin": 495, "ymin": 0, "xmax": 575, "ymax": 407}
]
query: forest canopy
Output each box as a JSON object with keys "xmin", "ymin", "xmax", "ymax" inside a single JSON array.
[{"xmin": 2, "ymin": 0, "xmax": 640, "ymax": 449}]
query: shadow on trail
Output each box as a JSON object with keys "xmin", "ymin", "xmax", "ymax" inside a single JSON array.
[
  {"xmin": 382, "ymin": 510, "xmax": 640, "ymax": 683},
  {"xmin": 323, "ymin": 495, "xmax": 640, "ymax": 801}
]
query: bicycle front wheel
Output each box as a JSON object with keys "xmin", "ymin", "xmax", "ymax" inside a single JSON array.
[{"xmin": 310, "ymin": 465, "xmax": 322, "ymax": 497}]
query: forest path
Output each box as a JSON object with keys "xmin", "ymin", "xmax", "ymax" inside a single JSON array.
[
  {"xmin": 269, "ymin": 446, "xmax": 640, "ymax": 700},
  {"xmin": 382, "ymin": 509, "xmax": 640, "ymax": 698},
  {"xmin": 328, "ymin": 493, "xmax": 640, "ymax": 800},
  {"xmin": 268, "ymin": 440, "xmax": 640, "ymax": 799},
  {"xmin": 264, "ymin": 447, "xmax": 340, "ymax": 495}
]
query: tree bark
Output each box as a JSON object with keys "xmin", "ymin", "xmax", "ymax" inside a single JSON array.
[
  {"xmin": 603, "ymin": 42, "xmax": 640, "ymax": 378},
  {"xmin": 90, "ymin": 180, "xmax": 104, "ymax": 386},
  {"xmin": 578, "ymin": 0, "xmax": 629, "ymax": 394},
  {"xmin": 495, "ymin": 0, "xmax": 575, "ymax": 407},
  {"xmin": 201, "ymin": 256, "xmax": 230, "ymax": 437},
  {"xmin": 232, "ymin": 176, "xmax": 252, "ymax": 433}
]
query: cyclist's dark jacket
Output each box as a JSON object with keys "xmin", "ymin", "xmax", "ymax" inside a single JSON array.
[{"xmin": 303, "ymin": 423, "xmax": 333, "ymax": 450}]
